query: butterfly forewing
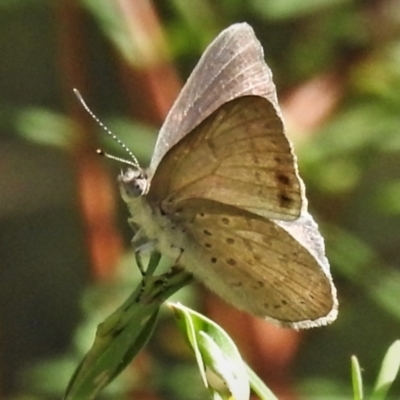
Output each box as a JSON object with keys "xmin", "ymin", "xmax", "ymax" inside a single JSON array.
[
  {"xmin": 170, "ymin": 199, "xmax": 337, "ymax": 328},
  {"xmin": 148, "ymin": 96, "xmax": 303, "ymax": 221},
  {"xmin": 149, "ymin": 23, "xmax": 282, "ymax": 175}
]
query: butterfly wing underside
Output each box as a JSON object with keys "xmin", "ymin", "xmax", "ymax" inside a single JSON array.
[
  {"xmin": 148, "ymin": 95, "xmax": 303, "ymax": 221},
  {"xmin": 127, "ymin": 23, "xmax": 339, "ymax": 328},
  {"xmin": 149, "ymin": 23, "xmax": 284, "ymax": 176},
  {"xmin": 172, "ymin": 199, "xmax": 337, "ymax": 328}
]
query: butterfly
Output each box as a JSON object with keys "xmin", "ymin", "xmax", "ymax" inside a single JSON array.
[{"xmin": 118, "ymin": 22, "xmax": 338, "ymax": 329}]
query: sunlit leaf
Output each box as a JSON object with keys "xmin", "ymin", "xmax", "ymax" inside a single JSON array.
[
  {"xmin": 246, "ymin": 363, "xmax": 279, "ymax": 400},
  {"xmin": 82, "ymin": 0, "xmax": 170, "ymax": 65},
  {"xmin": 171, "ymin": 302, "xmax": 251, "ymax": 400},
  {"xmin": 250, "ymin": 0, "xmax": 348, "ymax": 19},
  {"xmin": 351, "ymin": 355, "xmax": 363, "ymax": 400},
  {"xmin": 16, "ymin": 108, "xmax": 76, "ymax": 149},
  {"xmin": 371, "ymin": 340, "xmax": 400, "ymax": 400},
  {"xmin": 64, "ymin": 259, "xmax": 192, "ymax": 400}
]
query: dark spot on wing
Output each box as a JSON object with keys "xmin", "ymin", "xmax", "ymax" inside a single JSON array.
[
  {"xmin": 203, "ymin": 230, "xmax": 212, "ymax": 236},
  {"xmin": 211, "ymin": 257, "xmax": 217, "ymax": 263},
  {"xmin": 254, "ymin": 254, "xmax": 262, "ymax": 263},
  {"xmin": 279, "ymin": 193, "xmax": 293, "ymax": 208},
  {"xmin": 277, "ymin": 173, "xmax": 290, "ymax": 185},
  {"xmin": 226, "ymin": 238, "xmax": 234, "ymax": 245},
  {"xmin": 221, "ymin": 217, "xmax": 230, "ymax": 225},
  {"xmin": 204, "ymin": 243, "xmax": 212, "ymax": 248},
  {"xmin": 227, "ymin": 258, "xmax": 236, "ymax": 266}
]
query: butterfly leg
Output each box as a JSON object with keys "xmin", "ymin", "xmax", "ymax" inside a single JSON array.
[
  {"xmin": 129, "ymin": 226, "xmax": 160, "ymax": 301},
  {"xmin": 134, "ymin": 251, "xmax": 146, "ymax": 277},
  {"xmin": 134, "ymin": 249, "xmax": 162, "ymax": 302},
  {"xmin": 158, "ymin": 246, "xmax": 186, "ymax": 291},
  {"xmin": 133, "ymin": 241, "xmax": 157, "ymax": 274},
  {"xmin": 131, "ymin": 227, "xmax": 158, "ymax": 276}
]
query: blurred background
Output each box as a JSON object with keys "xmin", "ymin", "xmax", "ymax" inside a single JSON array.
[{"xmin": 1, "ymin": 0, "xmax": 400, "ymax": 399}]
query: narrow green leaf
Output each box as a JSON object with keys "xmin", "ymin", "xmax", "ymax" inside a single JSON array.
[
  {"xmin": 64, "ymin": 263, "xmax": 192, "ymax": 399},
  {"xmin": 106, "ymin": 310, "xmax": 159, "ymax": 383},
  {"xmin": 198, "ymin": 331, "xmax": 244, "ymax": 400},
  {"xmin": 245, "ymin": 363, "xmax": 279, "ymax": 400},
  {"xmin": 371, "ymin": 340, "xmax": 400, "ymax": 400},
  {"xmin": 351, "ymin": 355, "xmax": 363, "ymax": 400},
  {"xmin": 250, "ymin": 0, "xmax": 347, "ymax": 20},
  {"xmin": 82, "ymin": 0, "xmax": 169, "ymax": 65},
  {"xmin": 17, "ymin": 107, "xmax": 76, "ymax": 149},
  {"xmin": 171, "ymin": 302, "xmax": 250, "ymax": 400},
  {"xmin": 173, "ymin": 302, "xmax": 208, "ymax": 388}
]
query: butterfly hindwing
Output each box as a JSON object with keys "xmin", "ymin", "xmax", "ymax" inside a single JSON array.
[{"xmin": 171, "ymin": 199, "xmax": 337, "ymax": 328}]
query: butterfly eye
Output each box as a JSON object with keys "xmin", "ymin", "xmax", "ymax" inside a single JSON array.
[{"xmin": 118, "ymin": 168, "xmax": 148, "ymax": 198}]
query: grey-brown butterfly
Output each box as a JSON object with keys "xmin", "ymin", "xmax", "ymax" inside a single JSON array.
[{"xmin": 118, "ymin": 23, "xmax": 338, "ymax": 329}]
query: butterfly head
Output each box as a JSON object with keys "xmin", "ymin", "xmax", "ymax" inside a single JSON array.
[{"xmin": 118, "ymin": 167, "xmax": 149, "ymax": 199}]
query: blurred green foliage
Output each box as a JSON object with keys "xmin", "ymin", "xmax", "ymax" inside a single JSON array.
[{"xmin": 1, "ymin": 0, "xmax": 400, "ymax": 399}]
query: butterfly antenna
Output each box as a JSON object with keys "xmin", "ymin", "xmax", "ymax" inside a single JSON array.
[{"xmin": 73, "ymin": 88, "xmax": 140, "ymax": 169}]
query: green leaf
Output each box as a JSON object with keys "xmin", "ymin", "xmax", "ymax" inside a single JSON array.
[
  {"xmin": 16, "ymin": 107, "xmax": 76, "ymax": 149},
  {"xmin": 64, "ymin": 261, "xmax": 192, "ymax": 400},
  {"xmin": 171, "ymin": 302, "xmax": 251, "ymax": 400},
  {"xmin": 326, "ymin": 225, "xmax": 400, "ymax": 320},
  {"xmin": 64, "ymin": 289, "xmax": 158, "ymax": 399},
  {"xmin": 371, "ymin": 340, "xmax": 400, "ymax": 400},
  {"xmin": 373, "ymin": 181, "xmax": 400, "ymax": 215},
  {"xmin": 82, "ymin": 0, "xmax": 169, "ymax": 66},
  {"xmin": 351, "ymin": 355, "xmax": 363, "ymax": 400},
  {"xmin": 250, "ymin": 0, "xmax": 348, "ymax": 20},
  {"xmin": 173, "ymin": 302, "xmax": 208, "ymax": 388},
  {"xmin": 199, "ymin": 331, "xmax": 241, "ymax": 400},
  {"xmin": 246, "ymin": 363, "xmax": 279, "ymax": 400}
]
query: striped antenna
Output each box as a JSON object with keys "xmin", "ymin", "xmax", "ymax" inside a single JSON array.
[{"xmin": 73, "ymin": 88, "xmax": 140, "ymax": 169}]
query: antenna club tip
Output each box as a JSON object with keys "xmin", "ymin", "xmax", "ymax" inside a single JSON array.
[
  {"xmin": 73, "ymin": 88, "xmax": 83, "ymax": 101},
  {"xmin": 96, "ymin": 149, "xmax": 105, "ymax": 156}
]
